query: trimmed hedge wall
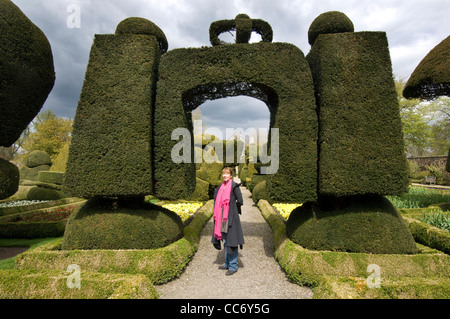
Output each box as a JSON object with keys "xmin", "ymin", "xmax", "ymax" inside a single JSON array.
[
  {"xmin": 0, "ymin": 200, "xmax": 85, "ymax": 238},
  {"xmin": 307, "ymin": 31, "xmax": 409, "ymax": 197},
  {"xmin": 64, "ymin": 33, "xmax": 160, "ymax": 198},
  {"xmin": 0, "ymin": 0, "xmax": 55, "ymax": 147},
  {"xmin": 0, "ymin": 269, "xmax": 158, "ymax": 299},
  {"xmin": 403, "ymin": 35, "xmax": 450, "ymax": 100},
  {"xmin": 154, "ymin": 42, "xmax": 318, "ymax": 202}
]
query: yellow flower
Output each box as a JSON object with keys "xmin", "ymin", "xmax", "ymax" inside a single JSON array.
[
  {"xmin": 272, "ymin": 203, "xmax": 302, "ymax": 220},
  {"xmin": 162, "ymin": 202, "xmax": 204, "ymax": 222}
]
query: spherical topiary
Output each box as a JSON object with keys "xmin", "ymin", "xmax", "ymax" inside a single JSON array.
[
  {"xmin": 251, "ymin": 180, "xmax": 272, "ymax": 204},
  {"xmin": 0, "ymin": 158, "xmax": 19, "ymax": 199},
  {"xmin": 308, "ymin": 11, "xmax": 354, "ymax": 46},
  {"xmin": 61, "ymin": 198, "xmax": 184, "ymax": 250},
  {"xmin": 25, "ymin": 150, "xmax": 52, "ymax": 168},
  {"xmin": 115, "ymin": 17, "xmax": 168, "ymax": 54},
  {"xmin": 0, "ymin": 0, "xmax": 55, "ymax": 147},
  {"xmin": 286, "ymin": 195, "xmax": 418, "ymax": 254}
]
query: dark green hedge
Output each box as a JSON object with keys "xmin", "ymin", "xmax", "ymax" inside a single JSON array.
[
  {"xmin": 308, "ymin": 11, "xmax": 354, "ymax": 46},
  {"xmin": 286, "ymin": 195, "xmax": 418, "ymax": 254},
  {"xmin": 0, "ymin": 0, "xmax": 55, "ymax": 147},
  {"xmin": 307, "ymin": 31, "xmax": 409, "ymax": 197},
  {"xmin": 38, "ymin": 171, "xmax": 64, "ymax": 185},
  {"xmin": 154, "ymin": 42, "xmax": 318, "ymax": 202},
  {"xmin": 61, "ymin": 198, "xmax": 184, "ymax": 250},
  {"xmin": 0, "ymin": 158, "xmax": 19, "ymax": 199},
  {"xmin": 403, "ymin": 35, "xmax": 449, "ymax": 100},
  {"xmin": 0, "ymin": 220, "xmax": 66, "ymax": 238},
  {"xmin": 64, "ymin": 34, "xmax": 160, "ymax": 198},
  {"xmin": 115, "ymin": 17, "xmax": 168, "ymax": 54},
  {"xmin": 25, "ymin": 150, "xmax": 52, "ymax": 168},
  {"xmin": 209, "ymin": 14, "xmax": 273, "ymax": 46},
  {"xmin": 27, "ymin": 186, "xmax": 64, "ymax": 201}
]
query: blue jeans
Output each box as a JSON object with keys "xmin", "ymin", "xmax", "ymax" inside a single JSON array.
[{"xmin": 223, "ymin": 239, "xmax": 238, "ymax": 271}]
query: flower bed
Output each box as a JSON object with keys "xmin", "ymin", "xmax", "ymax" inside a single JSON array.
[
  {"xmin": 161, "ymin": 202, "xmax": 204, "ymax": 223},
  {"xmin": 0, "ymin": 200, "xmax": 86, "ymax": 238}
]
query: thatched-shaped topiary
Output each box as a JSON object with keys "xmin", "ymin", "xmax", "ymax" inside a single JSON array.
[
  {"xmin": 403, "ymin": 36, "xmax": 450, "ymax": 100},
  {"xmin": 0, "ymin": 0, "xmax": 55, "ymax": 147}
]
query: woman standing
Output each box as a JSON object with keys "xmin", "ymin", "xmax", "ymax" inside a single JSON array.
[{"xmin": 211, "ymin": 167, "xmax": 244, "ymax": 276}]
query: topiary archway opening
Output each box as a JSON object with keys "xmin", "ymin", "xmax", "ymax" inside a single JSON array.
[{"xmin": 182, "ymin": 82, "xmax": 278, "ymax": 127}]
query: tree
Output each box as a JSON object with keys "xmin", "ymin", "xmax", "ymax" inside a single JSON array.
[
  {"xmin": 396, "ymin": 79, "xmax": 450, "ymax": 157},
  {"xmin": 21, "ymin": 110, "xmax": 73, "ymax": 160}
]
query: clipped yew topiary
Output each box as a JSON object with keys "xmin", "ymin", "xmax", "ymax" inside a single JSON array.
[
  {"xmin": 62, "ymin": 18, "xmax": 185, "ymax": 250},
  {"xmin": 0, "ymin": 0, "xmax": 55, "ymax": 147},
  {"xmin": 115, "ymin": 17, "xmax": 168, "ymax": 54},
  {"xmin": 63, "ymin": 33, "xmax": 160, "ymax": 199},
  {"xmin": 307, "ymin": 28, "xmax": 409, "ymax": 197},
  {"xmin": 61, "ymin": 198, "xmax": 184, "ymax": 250},
  {"xmin": 308, "ymin": 11, "xmax": 354, "ymax": 46},
  {"xmin": 154, "ymin": 39, "xmax": 318, "ymax": 202},
  {"xmin": 286, "ymin": 196, "xmax": 418, "ymax": 254}
]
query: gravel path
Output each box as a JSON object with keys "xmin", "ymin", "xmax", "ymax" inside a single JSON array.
[{"xmin": 156, "ymin": 184, "xmax": 313, "ymax": 299}]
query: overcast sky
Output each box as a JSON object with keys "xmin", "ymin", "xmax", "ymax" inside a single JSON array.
[{"xmin": 12, "ymin": 0, "xmax": 450, "ymax": 141}]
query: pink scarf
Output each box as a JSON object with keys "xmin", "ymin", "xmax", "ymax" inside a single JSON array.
[{"xmin": 213, "ymin": 180, "xmax": 232, "ymax": 240}]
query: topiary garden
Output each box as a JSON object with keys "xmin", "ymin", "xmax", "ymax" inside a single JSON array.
[{"xmin": 1, "ymin": 4, "xmax": 449, "ymax": 299}]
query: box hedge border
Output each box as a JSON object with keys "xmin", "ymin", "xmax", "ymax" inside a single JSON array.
[
  {"xmin": 0, "ymin": 269, "xmax": 158, "ymax": 299},
  {"xmin": 0, "ymin": 199, "xmax": 86, "ymax": 238},
  {"xmin": 257, "ymin": 199, "xmax": 450, "ymax": 298},
  {"xmin": 15, "ymin": 200, "xmax": 214, "ymax": 285}
]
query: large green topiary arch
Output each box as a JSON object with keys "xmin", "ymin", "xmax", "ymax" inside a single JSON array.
[{"xmin": 153, "ymin": 42, "xmax": 318, "ymax": 203}]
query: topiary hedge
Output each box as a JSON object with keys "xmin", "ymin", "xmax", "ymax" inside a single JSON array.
[
  {"xmin": 154, "ymin": 41, "xmax": 318, "ymax": 202},
  {"xmin": 0, "ymin": 269, "xmax": 158, "ymax": 299},
  {"xmin": 286, "ymin": 195, "xmax": 418, "ymax": 254},
  {"xmin": 0, "ymin": 0, "xmax": 55, "ymax": 147},
  {"xmin": 17, "ymin": 200, "xmax": 214, "ymax": 285},
  {"xmin": 308, "ymin": 11, "xmax": 354, "ymax": 46},
  {"xmin": 61, "ymin": 198, "xmax": 184, "ymax": 250},
  {"xmin": 209, "ymin": 13, "xmax": 273, "ymax": 46},
  {"xmin": 115, "ymin": 17, "xmax": 168, "ymax": 54},
  {"xmin": 307, "ymin": 29, "xmax": 409, "ymax": 197},
  {"xmin": 64, "ymin": 32, "xmax": 161, "ymax": 198}
]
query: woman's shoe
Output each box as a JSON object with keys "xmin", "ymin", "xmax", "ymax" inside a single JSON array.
[
  {"xmin": 225, "ymin": 270, "xmax": 237, "ymax": 276},
  {"xmin": 218, "ymin": 265, "xmax": 228, "ymax": 270}
]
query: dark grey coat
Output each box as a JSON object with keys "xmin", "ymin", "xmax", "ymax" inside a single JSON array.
[{"xmin": 211, "ymin": 181, "xmax": 244, "ymax": 250}]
